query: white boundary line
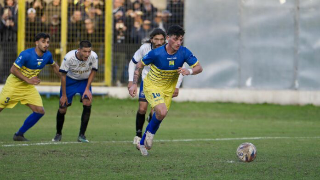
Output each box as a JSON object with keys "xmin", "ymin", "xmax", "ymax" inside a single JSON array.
[{"xmin": 2, "ymin": 136, "xmax": 320, "ymax": 147}]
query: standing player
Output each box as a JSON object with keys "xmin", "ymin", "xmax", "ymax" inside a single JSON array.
[
  {"xmin": 129, "ymin": 25, "xmax": 203, "ymax": 155},
  {"xmin": 52, "ymin": 40, "xmax": 98, "ymax": 143},
  {"xmin": 127, "ymin": 28, "xmax": 184, "ymax": 145},
  {"xmin": 0, "ymin": 33, "xmax": 60, "ymax": 141}
]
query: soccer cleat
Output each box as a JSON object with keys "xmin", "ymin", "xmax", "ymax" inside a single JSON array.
[
  {"xmin": 77, "ymin": 135, "xmax": 89, "ymax": 143},
  {"xmin": 13, "ymin": 134, "xmax": 29, "ymax": 141},
  {"xmin": 133, "ymin": 136, "xmax": 141, "ymax": 145},
  {"xmin": 139, "ymin": 145, "xmax": 148, "ymax": 156},
  {"xmin": 52, "ymin": 134, "xmax": 62, "ymax": 142},
  {"xmin": 145, "ymin": 131, "xmax": 154, "ymax": 150}
]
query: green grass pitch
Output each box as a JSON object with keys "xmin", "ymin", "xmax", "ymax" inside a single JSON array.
[{"xmin": 1, "ymin": 96, "xmax": 320, "ymax": 179}]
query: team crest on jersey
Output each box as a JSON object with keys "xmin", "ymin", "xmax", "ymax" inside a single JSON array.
[
  {"xmin": 37, "ymin": 59, "xmax": 43, "ymax": 67},
  {"xmin": 169, "ymin": 60, "xmax": 174, "ymax": 67}
]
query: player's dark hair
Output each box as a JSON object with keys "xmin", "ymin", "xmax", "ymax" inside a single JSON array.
[
  {"xmin": 150, "ymin": 28, "xmax": 166, "ymax": 39},
  {"xmin": 79, "ymin": 40, "xmax": 92, "ymax": 49},
  {"xmin": 167, "ymin": 25, "xmax": 185, "ymax": 37},
  {"xmin": 144, "ymin": 28, "xmax": 166, "ymax": 43},
  {"xmin": 34, "ymin": 33, "xmax": 50, "ymax": 42}
]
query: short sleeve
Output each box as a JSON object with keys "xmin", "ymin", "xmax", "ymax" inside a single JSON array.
[
  {"xmin": 14, "ymin": 51, "xmax": 28, "ymax": 68},
  {"xmin": 184, "ymin": 47, "xmax": 198, "ymax": 67},
  {"xmin": 132, "ymin": 46, "xmax": 144, "ymax": 64},
  {"xmin": 141, "ymin": 50, "xmax": 155, "ymax": 66},
  {"xmin": 92, "ymin": 53, "xmax": 98, "ymax": 71},
  {"xmin": 47, "ymin": 53, "xmax": 55, "ymax": 65},
  {"xmin": 59, "ymin": 57, "xmax": 69, "ymax": 73}
]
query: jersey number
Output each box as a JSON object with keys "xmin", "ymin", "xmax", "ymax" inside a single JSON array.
[
  {"xmin": 152, "ymin": 93, "xmax": 160, "ymax": 98},
  {"xmin": 4, "ymin": 97, "xmax": 10, "ymax": 103}
]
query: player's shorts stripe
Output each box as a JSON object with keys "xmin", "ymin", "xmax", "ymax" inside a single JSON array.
[
  {"xmin": 92, "ymin": 68, "xmax": 98, "ymax": 71},
  {"xmin": 132, "ymin": 58, "xmax": 138, "ymax": 64}
]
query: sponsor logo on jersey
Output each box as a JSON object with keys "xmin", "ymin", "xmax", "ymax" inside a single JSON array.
[{"xmin": 167, "ymin": 57, "xmax": 177, "ymax": 60}]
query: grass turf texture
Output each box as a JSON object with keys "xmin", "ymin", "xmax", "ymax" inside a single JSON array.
[{"xmin": 1, "ymin": 96, "xmax": 320, "ymax": 179}]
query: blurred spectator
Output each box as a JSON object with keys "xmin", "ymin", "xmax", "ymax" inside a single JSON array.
[
  {"xmin": 113, "ymin": 0, "xmax": 125, "ymax": 22},
  {"xmin": 83, "ymin": 18, "xmax": 95, "ymax": 42},
  {"xmin": 152, "ymin": 11, "xmax": 168, "ymax": 31},
  {"xmin": 92, "ymin": 0, "xmax": 104, "ymax": 10},
  {"xmin": 26, "ymin": 0, "xmax": 46, "ymax": 17},
  {"xmin": 166, "ymin": 0, "xmax": 184, "ymax": 27},
  {"xmin": 25, "ymin": 8, "xmax": 44, "ymax": 42},
  {"xmin": 0, "ymin": 0, "xmax": 17, "ymax": 83},
  {"xmin": 130, "ymin": 19, "xmax": 151, "ymax": 44},
  {"xmin": 132, "ymin": 0, "xmax": 142, "ymax": 11},
  {"xmin": 48, "ymin": 14, "xmax": 61, "ymax": 42},
  {"xmin": 68, "ymin": 10, "xmax": 84, "ymax": 42},
  {"xmin": 141, "ymin": 0, "xmax": 157, "ymax": 21},
  {"xmin": 113, "ymin": 0, "xmax": 127, "ymax": 43},
  {"xmin": 42, "ymin": 0, "xmax": 61, "ymax": 25},
  {"xmin": 114, "ymin": 19, "xmax": 127, "ymax": 44}
]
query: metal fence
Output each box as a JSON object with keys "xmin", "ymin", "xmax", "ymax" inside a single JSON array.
[{"xmin": 0, "ymin": 0, "xmax": 185, "ymax": 86}]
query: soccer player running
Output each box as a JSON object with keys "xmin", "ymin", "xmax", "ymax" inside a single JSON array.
[
  {"xmin": 52, "ymin": 40, "xmax": 98, "ymax": 143},
  {"xmin": 0, "ymin": 33, "xmax": 60, "ymax": 141},
  {"xmin": 127, "ymin": 28, "xmax": 184, "ymax": 146},
  {"xmin": 129, "ymin": 25, "xmax": 203, "ymax": 155}
]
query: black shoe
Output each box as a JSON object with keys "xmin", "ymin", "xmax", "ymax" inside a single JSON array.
[
  {"xmin": 52, "ymin": 134, "xmax": 62, "ymax": 142},
  {"xmin": 13, "ymin": 134, "xmax": 29, "ymax": 141}
]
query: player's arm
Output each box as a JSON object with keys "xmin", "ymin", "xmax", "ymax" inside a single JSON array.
[
  {"xmin": 178, "ymin": 62, "xmax": 203, "ymax": 76},
  {"xmin": 128, "ymin": 46, "xmax": 143, "ymax": 91},
  {"xmin": 173, "ymin": 74, "xmax": 184, "ymax": 98},
  {"xmin": 59, "ymin": 72, "xmax": 68, "ymax": 107},
  {"xmin": 127, "ymin": 60, "xmax": 136, "ymax": 90},
  {"xmin": 51, "ymin": 63, "xmax": 61, "ymax": 78},
  {"xmin": 129, "ymin": 61, "xmax": 145, "ymax": 97},
  {"xmin": 10, "ymin": 65, "xmax": 40, "ymax": 85},
  {"xmin": 82, "ymin": 70, "xmax": 96, "ymax": 101}
]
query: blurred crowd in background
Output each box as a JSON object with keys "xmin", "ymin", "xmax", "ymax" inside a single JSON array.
[{"xmin": 0, "ymin": 0, "xmax": 184, "ymax": 85}]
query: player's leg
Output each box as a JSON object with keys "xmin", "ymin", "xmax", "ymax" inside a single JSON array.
[
  {"xmin": 134, "ymin": 81, "xmax": 148, "ymax": 144},
  {"xmin": 78, "ymin": 97, "xmax": 91, "ymax": 143},
  {"xmin": 134, "ymin": 101, "xmax": 148, "ymax": 145},
  {"xmin": 52, "ymin": 106, "xmax": 68, "ymax": 142},
  {"xmin": 13, "ymin": 104, "xmax": 45, "ymax": 141},
  {"xmin": 14, "ymin": 88, "xmax": 45, "ymax": 141},
  {"xmin": 78, "ymin": 79, "xmax": 92, "ymax": 143},
  {"xmin": 141, "ymin": 103, "xmax": 167, "ymax": 150},
  {"xmin": 139, "ymin": 88, "xmax": 168, "ymax": 151},
  {"xmin": 146, "ymin": 108, "xmax": 154, "ymax": 123},
  {"xmin": 0, "ymin": 108, "xmax": 3, "ymax": 112},
  {"xmin": 53, "ymin": 77, "xmax": 76, "ymax": 142}
]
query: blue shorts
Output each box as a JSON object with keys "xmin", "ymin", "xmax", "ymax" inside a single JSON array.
[
  {"xmin": 139, "ymin": 80, "xmax": 147, "ymax": 102},
  {"xmin": 60, "ymin": 76, "xmax": 91, "ymax": 106}
]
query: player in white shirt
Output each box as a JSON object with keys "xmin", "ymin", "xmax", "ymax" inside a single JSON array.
[
  {"xmin": 128, "ymin": 28, "xmax": 183, "ymax": 145},
  {"xmin": 52, "ymin": 40, "xmax": 98, "ymax": 143}
]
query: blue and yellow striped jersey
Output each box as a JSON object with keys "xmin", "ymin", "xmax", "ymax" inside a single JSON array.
[
  {"xmin": 141, "ymin": 45, "xmax": 198, "ymax": 92},
  {"xmin": 13, "ymin": 48, "xmax": 55, "ymax": 79}
]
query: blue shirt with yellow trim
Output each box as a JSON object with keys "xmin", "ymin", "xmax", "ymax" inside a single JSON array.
[
  {"xmin": 14, "ymin": 48, "xmax": 55, "ymax": 78},
  {"xmin": 141, "ymin": 45, "xmax": 198, "ymax": 91}
]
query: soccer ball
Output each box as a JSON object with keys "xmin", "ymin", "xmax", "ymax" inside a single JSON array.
[{"xmin": 236, "ymin": 142, "xmax": 257, "ymax": 162}]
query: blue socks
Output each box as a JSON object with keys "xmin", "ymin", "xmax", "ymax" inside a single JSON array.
[
  {"xmin": 140, "ymin": 112, "xmax": 162, "ymax": 145},
  {"xmin": 16, "ymin": 112, "xmax": 44, "ymax": 136}
]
